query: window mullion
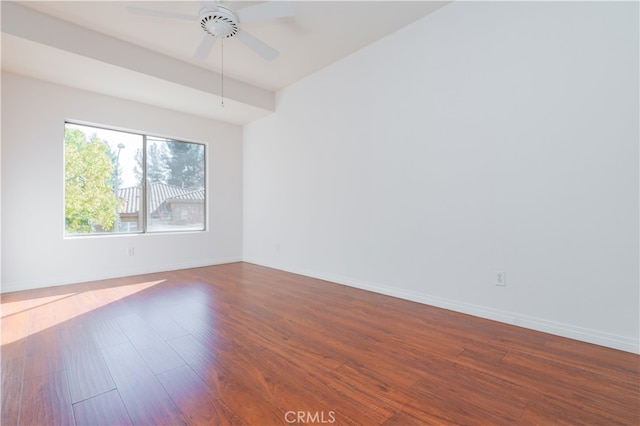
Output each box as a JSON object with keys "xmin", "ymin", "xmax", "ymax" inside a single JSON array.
[{"xmin": 142, "ymin": 134, "xmax": 148, "ymax": 233}]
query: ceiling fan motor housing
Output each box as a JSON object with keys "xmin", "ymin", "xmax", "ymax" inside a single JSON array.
[{"xmin": 200, "ymin": 6, "xmax": 239, "ymax": 38}]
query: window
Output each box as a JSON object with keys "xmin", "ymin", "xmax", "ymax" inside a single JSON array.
[{"xmin": 64, "ymin": 123, "xmax": 205, "ymax": 236}]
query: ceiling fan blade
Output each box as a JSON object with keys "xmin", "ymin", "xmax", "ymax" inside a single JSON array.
[
  {"xmin": 201, "ymin": 1, "xmax": 218, "ymax": 10},
  {"xmin": 127, "ymin": 6, "xmax": 197, "ymax": 21},
  {"xmin": 193, "ymin": 35, "xmax": 216, "ymax": 60},
  {"xmin": 236, "ymin": 1, "xmax": 294, "ymax": 23},
  {"xmin": 234, "ymin": 29, "xmax": 279, "ymax": 61}
]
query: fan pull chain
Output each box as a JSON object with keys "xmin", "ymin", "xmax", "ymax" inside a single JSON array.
[{"xmin": 221, "ymin": 37, "xmax": 225, "ymax": 108}]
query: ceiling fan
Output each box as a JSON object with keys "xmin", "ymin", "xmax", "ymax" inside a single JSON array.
[{"xmin": 127, "ymin": 1, "xmax": 293, "ymax": 61}]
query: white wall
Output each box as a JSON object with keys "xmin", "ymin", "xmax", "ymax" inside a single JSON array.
[
  {"xmin": 1, "ymin": 72, "xmax": 243, "ymax": 292},
  {"xmin": 244, "ymin": 2, "xmax": 639, "ymax": 353}
]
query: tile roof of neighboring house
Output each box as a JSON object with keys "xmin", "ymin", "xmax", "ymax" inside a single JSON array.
[
  {"xmin": 118, "ymin": 182, "xmax": 204, "ymax": 215},
  {"xmin": 118, "ymin": 186, "xmax": 140, "ymax": 215},
  {"xmin": 167, "ymin": 188, "xmax": 205, "ymax": 202}
]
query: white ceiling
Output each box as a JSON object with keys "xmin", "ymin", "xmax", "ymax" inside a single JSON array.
[{"xmin": 1, "ymin": 1, "xmax": 448, "ymax": 124}]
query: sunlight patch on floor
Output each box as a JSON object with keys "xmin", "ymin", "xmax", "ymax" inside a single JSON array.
[{"xmin": 0, "ymin": 279, "xmax": 166, "ymax": 345}]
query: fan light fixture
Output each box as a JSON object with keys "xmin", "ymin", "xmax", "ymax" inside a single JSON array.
[{"xmin": 199, "ymin": 6, "xmax": 239, "ymax": 38}]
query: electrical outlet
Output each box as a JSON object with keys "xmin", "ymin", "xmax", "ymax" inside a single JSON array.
[
  {"xmin": 495, "ymin": 270, "xmax": 506, "ymax": 286},
  {"xmin": 127, "ymin": 247, "xmax": 135, "ymax": 256}
]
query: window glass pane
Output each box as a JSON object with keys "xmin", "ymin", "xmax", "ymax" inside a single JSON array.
[
  {"xmin": 146, "ymin": 138, "xmax": 205, "ymax": 232},
  {"xmin": 64, "ymin": 123, "xmax": 143, "ymax": 235}
]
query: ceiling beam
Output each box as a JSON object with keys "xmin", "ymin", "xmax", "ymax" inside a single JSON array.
[{"xmin": 1, "ymin": 1, "xmax": 275, "ymax": 112}]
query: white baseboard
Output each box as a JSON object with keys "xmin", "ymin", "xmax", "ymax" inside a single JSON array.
[
  {"xmin": 0, "ymin": 256, "xmax": 243, "ymax": 294},
  {"xmin": 243, "ymin": 257, "xmax": 640, "ymax": 354}
]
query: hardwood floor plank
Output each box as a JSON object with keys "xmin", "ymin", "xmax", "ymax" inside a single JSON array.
[
  {"xmin": 157, "ymin": 364, "xmax": 242, "ymax": 425},
  {"xmin": 1, "ymin": 355, "xmax": 24, "ymax": 426},
  {"xmin": 203, "ymin": 373, "xmax": 285, "ymax": 426},
  {"xmin": 520, "ymin": 394, "xmax": 632, "ymax": 425},
  {"xmin": 115, "ymin": 314, "xmax": 186, "ymax": 375},
  {"xmin": 222, "ymin": 347, "xmax": 331, "ymax": 413},
  {"xmin": 215, "ymin": 309, "xmax": 359, "ymax": 373},
  {"xmin": 63, "ymin": 346, "xmax": 117, "ymax": 404},
  {"xmin": 170, "ymin": 308, "xmax": 239, "ymax": 354},
  {"xmin": 398, "ymin": 377, "xmax": 523, "ymax": 425},
  {"xmin": 0, "ymin": 337, "xmax": 26, "ymax": 363},
  {"xmin": 100, "ymin": 342, "xmax": 156, "ymax": 390},
  {"xmin": 543, "ymin": 337, "xmax": 640, "ymax": 381},
  {"xmin": 23, "ymin": 329, "xmax": 65, "ymax": 379},
  {"xmin": 510, "ymin": 348, "xmax": 640, "ymax": 396},
  {"xmin": 320, "ymin": 362, "xmax": 407, "ymax": 419},
  {"xmin": 59, "ymin": 322, "xmax": 116, "ymax": 404},
  {"xmin": 73, "ymin": 389, "xmax": 132, "ymax": 426},
  {"xmin": 19, "ymin": 369, "xmax": 74, "ymax": 426},
  {"xmin": 381, "ymin": 410, "xmax": 436, "ymax": 426},
  {"xmin": 101, "ymin": 342, "xmax": 187, "ymax": 425},
  {"xmin": 58, "ymin": 322, "xmax": 99, "ymax": 355},
  {"xmin": 224, "ymin": 341, "xmax": 381, "ymax": 425},
  {"xmin": 166, "ymin": 334, "xmax": 220, "ymax": 379},
  {"xmin": 26, "ymin": 287, "xmax": 81, "ymax": 335},
  {"xmin": 140, "ymin": 310, "xmax": 190, "ymax": 341},
  {"xmin": 1, "ymin": 307, "xmax": 29, "ymax": 360},
  {"xmin": 1, "ymin": 289, "xmax": 35, "ymax": 315},
  {"xmin": 500, "ymin": 350, "xmax": 639, "ymax": 423},
  {"xmin": 87, "ymin": 318, "xmax": 129, "ymax": 349},
  {"xmin": 167, "ymin": 337, "xmax": 289, "ymax": 424},
  {"xmin": 116, "ymin": 378, "xmax": 189, "ymax": 426},
  {"xmin": 266, "ymin": 356, "xmax": 390, "ymax": 425}
]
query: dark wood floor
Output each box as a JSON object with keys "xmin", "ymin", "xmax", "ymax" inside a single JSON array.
[{"xmin": 1, "ymin": 262, "xmax": 638, "ymax": 425}]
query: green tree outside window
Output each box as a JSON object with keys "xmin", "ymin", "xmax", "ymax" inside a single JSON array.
[{"xmin": 64, "ymin": 128, "xmax": 117, "ymax": 233}]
